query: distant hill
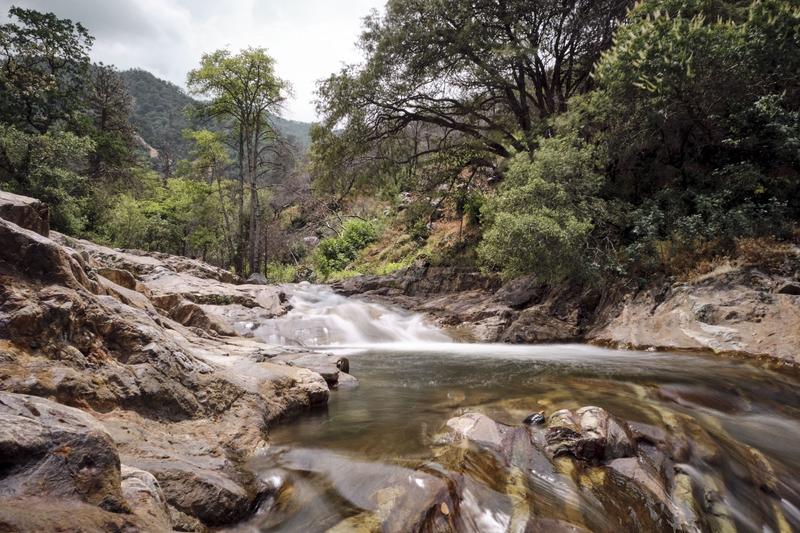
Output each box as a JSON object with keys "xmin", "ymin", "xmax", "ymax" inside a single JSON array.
[{"xmin": 120, "ymin": 69, "xmax": 313, "ymax": 166}]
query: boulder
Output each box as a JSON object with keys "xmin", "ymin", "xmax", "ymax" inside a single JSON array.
[
  {"xmin": 0, "ymin": 190, "xmax": 49, "ymax": 236},
  {"xmin": 131, "ymin": 458, "xmax": 254, "ymax": 527}
]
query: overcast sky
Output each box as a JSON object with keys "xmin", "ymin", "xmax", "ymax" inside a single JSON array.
[{"xmin": 0, "ymin": 0, "xmax": 386, "ymax": 122}]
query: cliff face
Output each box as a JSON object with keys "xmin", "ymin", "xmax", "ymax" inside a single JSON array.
[
  {"xmin": 333, "ymin": 259, "xmax": 800, "ymax": 369},
  {"xmin": 0, "ymin": 192, "xmax": 344, "ymax": 530}
]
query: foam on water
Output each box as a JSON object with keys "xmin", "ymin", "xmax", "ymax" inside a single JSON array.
[{"xmin": 252, "ymin": 283, "xmax": 450, "ymax": 347}]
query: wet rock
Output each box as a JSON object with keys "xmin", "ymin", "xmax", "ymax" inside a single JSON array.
[
  {"xmin": 524, "ymin": 412, "xmax": 546, "ymax": 425},
  {"xmin": 606, "ymin": 457, "xmax": 668, "ymax": 504},
  {"xmin": 169, "ymin": 504, "xmax": 210, "ymax": 532},
  {"xmin": 270, "ymin": 352, "xmax": 350, "ymax": 386},
  {"xmin": 132, "ymin": 458, "xmax": 253, "ymax": 527},
  {"xmin": 0, "ymin": 190, "xmax": 49, "ymax": 236},
  {"xmin": 545, "ymin": 407, "xmax": 634, "ymax": 463},
  {"xmin": 446, "ymin": 412, "xmax": 505, "ymax": 447},
  {"xmin": 0, "ymin": 392, "xmax": 127, "ymax": 512}
]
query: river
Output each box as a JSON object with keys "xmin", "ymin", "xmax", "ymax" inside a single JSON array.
[{"xmin": 234, "ymin": 284, "xmax": 800, "ymax": 532}]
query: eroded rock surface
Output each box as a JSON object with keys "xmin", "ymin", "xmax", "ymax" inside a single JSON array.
[{"xmin": 0, "ymin": 193, "xmax": 336, "ymax": 530}]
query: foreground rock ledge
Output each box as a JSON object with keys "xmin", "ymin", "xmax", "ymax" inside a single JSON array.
[{"xmin": 0, "ymin": 193, "xmax": 351, "ymax": 530}]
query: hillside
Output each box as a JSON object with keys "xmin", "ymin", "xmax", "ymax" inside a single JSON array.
[{"xmin": 120, "ymin": 69, "xmax": 313, "ymax": 164}]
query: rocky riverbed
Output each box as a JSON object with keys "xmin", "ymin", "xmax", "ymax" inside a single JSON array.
[{"xmin": 2, "ymin": 191, "xmax": 800, "ymax": 532}]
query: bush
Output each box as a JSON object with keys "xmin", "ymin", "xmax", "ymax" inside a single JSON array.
[
  {"xmin": 478, "ymin": 135, "xmax": 606, "ymax": 282},
  {"xmin": 265, "ymin": 261, "xmax": 298, "ymax": 283},
  {"xmin": 313, "ymin": 218, "xmax": 379, "ymax": 280}
]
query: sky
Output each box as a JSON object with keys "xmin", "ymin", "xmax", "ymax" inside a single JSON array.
[{"xmin": 0, "ymin": 0, "xmax": 386, "ymax": 122}]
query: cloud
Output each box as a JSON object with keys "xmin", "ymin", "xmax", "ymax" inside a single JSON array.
[{"xmin": 0, "ymin": 0, "xmax": 385, "ymax": 122}]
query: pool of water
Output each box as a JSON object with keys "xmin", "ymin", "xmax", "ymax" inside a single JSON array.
[{"xmin": 233, "ymin": 286, "xmax": 800, "ymax": 532}]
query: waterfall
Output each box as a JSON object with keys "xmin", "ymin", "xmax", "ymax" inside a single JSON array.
[{"xmin": 251, "ymin": 283, "xmax": 450, "ymax": 347}]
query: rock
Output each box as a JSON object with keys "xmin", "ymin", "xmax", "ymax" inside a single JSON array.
[
  {"xmin": 132, "ymin": 458, "xmax": 253, "ymax": 527},
  {"xmin": 121, "ymin": 464, "xmax": 173, "ymax": 530},
  {"xmin": 246, "ymin": 272, "xmax": 269, "ymax": 285},
  {"xmin": 0, "ymin": 392, "xmax": 127, "ymax": 512},
  {"xmin": 0, "ymin": 218, "xmax": 92, "ymax": 290},
  {"xmin": 776, "ymin": 282, "xmax": 800, "ymax": 295},
  {"xmin": 169, "ymin": 504, "xmax": 210, "ymax": 532},
  {"xmin": 591, "ymin": 267, "xmax": 800, "ymax": 364},
  {"xmin": 167, "ymin": 299, "xmax": 237, "ymax": 337},
  {"xmin": 496, "ymin": 275, "xmax": 546, "ymax": 308},
  {"xmin": 545, "ymin": 406, "xmax": 634, "ymax": 463},
  {"xmin": 0, "ymin": 190, "xmax": 49, "ymax": 236},
  {"xmin": 445, "ymin": 412, "xmax": 505, "ymax": 447},
  {"xmin": 524, "ymin": 412, "xmax": 546, "ymax": 425},
  {"xmin": 0, "ymin": 207, "xmax": 341, "ymax": 528}
]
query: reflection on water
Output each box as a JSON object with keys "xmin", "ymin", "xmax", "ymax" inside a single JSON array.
[{"xmin": 236, "ymin": 286, "xmax": 800, "ymax": 532}]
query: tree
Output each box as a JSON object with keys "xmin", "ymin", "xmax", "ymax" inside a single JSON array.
[
  {"xmin": 478, "ymin": 133, "xmax": 606, "ymax": 281},
  {"xmin": 0, "ymin": 7, "xmax": 96, "ymax": 233},
  {"xmin": 187, "ymin": 47, "xmax": 290, "ymax": 274},
  {"xmin": 183, "ymin": 129, "xmax": 236, "ymax": 264},
  {"xmin": 479, "ymin": 0, "xmax": 800, "ymax": 280},
  {"xmin": 86, "ymin": 64, "xmax": 137, "ymax": 183},
  {"xmin": 0, "ymin": 6, "xmax": 93, "ymax": 134},
  {"xmin": 312, "ymin": 0, "xmax": 631, "ymax": 202}
]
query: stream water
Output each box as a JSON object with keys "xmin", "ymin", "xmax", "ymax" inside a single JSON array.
[{"xmin": 236, "ymin": 285, "xmax": 800, "ymax": 532}]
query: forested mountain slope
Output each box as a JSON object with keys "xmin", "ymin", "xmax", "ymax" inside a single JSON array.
[{"xmin": 120, "ymin": 68, "xmax": 313, "ymax": 165}]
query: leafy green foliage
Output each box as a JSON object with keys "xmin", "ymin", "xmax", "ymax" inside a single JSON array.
[
  {"xmin": 0, "ymin": 7, "xmax": 93, "ymax": 134},
  {"xmin": 478, "ymin": 0, "xmax": 800, "ymax": 280},
  {"xmin": 0, "ymin": 124, "xmax": 94, "ymax": 232},
  {"xmin": 104, "ymin": 177, "xmax": 229, "ymax": 260},
  {"xmin": 313, "ymin": 219, "xmax": 379, "ymax": 280},
  {"xmin": 479, "ymin": 136, "xmax": 605, "ymax": 281},
  {"xmin": 265, "ymin": 261, "xmax": 298, "ymax": 283}
]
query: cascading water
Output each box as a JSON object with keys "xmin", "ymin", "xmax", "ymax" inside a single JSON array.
[{"xmin": 250, "ymin": 282, "xmax": 450, "ymax": 347}]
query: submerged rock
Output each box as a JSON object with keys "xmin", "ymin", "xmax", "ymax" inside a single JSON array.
[{"xmin": 545, "ymin": 406, "xmax": 635, "ymax": 463}]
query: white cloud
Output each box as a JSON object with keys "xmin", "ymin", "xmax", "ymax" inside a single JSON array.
[{"xmin": 0, "ymin": 0, "xmax": 385, "ymax": 122}]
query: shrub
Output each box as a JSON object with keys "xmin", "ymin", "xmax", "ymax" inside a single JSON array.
[
  {"xmin": 313, "ymin": 218, "xmax": 379, "ymax": 280},
  {"xmin": 265, "ymin": 261, "xmax": 298, "ymax": 283},
  {"xmin": 478, "ymin": 135, "xmax": 606, "ymax": 282}
]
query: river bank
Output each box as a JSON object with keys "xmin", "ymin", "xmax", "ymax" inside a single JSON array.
[{"xmin": 332, "ymin": 259, "xmax": 800, "ymax": 371}]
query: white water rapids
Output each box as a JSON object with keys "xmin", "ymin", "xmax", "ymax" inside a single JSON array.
[{"xmin": 251, "ymin": 282, "xmax": 450, "ymax": 347}]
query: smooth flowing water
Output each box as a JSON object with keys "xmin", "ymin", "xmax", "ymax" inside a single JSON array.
[{"xmin": 236, "ymin": 285, "xmax": 800, "ymax": 532}]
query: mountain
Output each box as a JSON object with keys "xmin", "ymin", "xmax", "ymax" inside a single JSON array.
[{"xmin": 120, "ymin": 69, "xmax": 313, "ymax": 166}]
